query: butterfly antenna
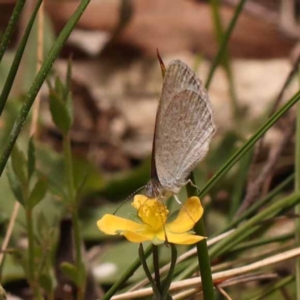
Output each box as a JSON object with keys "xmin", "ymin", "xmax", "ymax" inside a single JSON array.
[
  {"xmin": 156, "ymin": 49, "xmax": 166, "ymax": 78},
  {"xmin": 113, "ymin": 185, "xmax": 145, "ymax": 215}
]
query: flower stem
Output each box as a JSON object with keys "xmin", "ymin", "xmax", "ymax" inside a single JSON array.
[
  {"xmin": 63, "ymin": 133, "xmax": 85, "ymax": 300},
  {"xmin": 161, "ymin": 244, "xmax": 177, "ymax": 298},
  {"xmin": 26, "ymin": 208, "xmax": 43, "ymax": 300},
  {"xmin": 139, "ymin": 244, "xmax": 160, "ymax": 297},
  {"xmin": 152, "ymin": 245, "xmax": 161, "ymax": 292}
]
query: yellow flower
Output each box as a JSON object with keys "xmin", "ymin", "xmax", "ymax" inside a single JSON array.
[{"xmin": 97, "ymin": 195, "xmax": 205, "ymax": 245}]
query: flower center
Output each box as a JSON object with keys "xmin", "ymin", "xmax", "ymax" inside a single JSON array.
[{"xmin": 138, "ymin": 199, "xmax": 169, "ymax": 231}]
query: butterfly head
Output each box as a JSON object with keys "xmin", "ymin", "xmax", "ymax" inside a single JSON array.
[{"xmin": 145, "ymin": 178, "xmax": 172, "ymax": 201}]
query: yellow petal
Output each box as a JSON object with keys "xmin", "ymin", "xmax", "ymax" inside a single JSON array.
[
  {"xmin": 123, "ymin": 230, "xmax": 156, "ymax": 243},
  {"xmin": 165, "ymin": 231, "xmax": 205, "ymax": 245},
  {"xmin": 132, "ymin": 194, "xmax": 149, "ymax": 210},
  {"xmin": 97, "ymin": 214, "xmax": 144, "ymax": 235},
  {"xmin": 166, "ymin": 197, "xmax": 203, "ymax": 233}
]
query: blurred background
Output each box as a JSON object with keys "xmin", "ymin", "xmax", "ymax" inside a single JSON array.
[{"xmin": 1, "ymin": 0, "xmax": 300, "ymax": 299}]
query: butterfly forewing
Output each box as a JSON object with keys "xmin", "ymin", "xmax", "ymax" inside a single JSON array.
[{"xmin": 152, "ymin": 60, "xmax": 215, "ymax": 194}]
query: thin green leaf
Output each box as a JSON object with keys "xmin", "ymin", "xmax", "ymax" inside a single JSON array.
[
  {"xmin": 0, "ymin": 0, "xmax": 26, "ymax": 62},
  {"xmin": 27, "ymin": 138, "xmax": 36, "ymax": 181},
  {"xmin": 49, "ymin": 90, "xmax": 72, "ymax": 134},
  {"xmin": 7, "ymin": 166, "xmax": 24, "ymax": 205},
  {"xmin": 27, "ymin": 177, "xmax": 47, "ymax": 209},
  {"xmin": 65, "ymin": 58, "xmax": 72, "ymax": 99},
  {"xmin": 0, "ymin": 0, "xmax": 43, "ymax": 115},
  {"xmin": 200, "ymin": 90, "xmax": 300, "ymax": 198},
  {"xmin": 66, "ymin": 92, "xmax": 74, "ymax": 128},
  {"xmin": 55, "ymin": 77, "xmax": 65, "ymax": 99},
  {"xmin": 205, "ymin": 0, "xmax": 247, "ymax": 89},
  {"xmin": 11, "ymin": 145, "xmax": 27, "ymax": 186}
]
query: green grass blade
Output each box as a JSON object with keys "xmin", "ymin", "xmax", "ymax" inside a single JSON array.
[
  {"xmin": 205, "ymin": 0, "xmax": 247, "ymax": 89},
  {"xmin": 209, "ymin": 0, "xmax": 239, "ymax": 118},
  {"xmin": 0, "ymin": 0, "xmax": 26, "ymax": 63},
  {"xmin": 0, "ymin": 0, "xmax": 90, "ymax": 176},
  {"xmin": 200, "ymin": 90, "xmax": 300, "ymax": 198},
  {"xmin": 209, "ymin": 192, "xmax": 300, "ymax": 258},
  {"xmin": 0, "ymin": 0, "xmax": 43, "ymax": 115},
  {"xmin": 224, "ymin": 173, "xmax": 294, "ymax": 232}
]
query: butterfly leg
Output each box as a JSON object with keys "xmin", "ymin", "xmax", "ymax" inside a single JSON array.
[
  {"xmin": 174, "ymin": 194, "xmax": 182, "ymax": 204},
  {"xmin": 185, "ymin": 179, "xmax": 201, "ymax": 195}
]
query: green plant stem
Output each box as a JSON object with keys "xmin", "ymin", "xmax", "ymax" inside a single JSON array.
[
  {"xmin": 0, "ymin": 0, "xmax": 90, "ymax": 176},
  {"xmin": 205, "ymin": 0, "xmax": 247, "ymax": 90},
  {"xmin": 0, "ymin": 0, "xmax": 42, "ymax": 115},
  {"xmin": 102, "ymin": 245, "xmax": 152, "ymax": 300},
  {"xmin": 152, "ymin": 245, "xmax": 161, "ymax": 292},
  {"xmin": 0, "ymin": 0, "xmax": 26, "ymax": 62},
  {"xmin": 295, "ymin": 69, "xmax": 300, "ymax": 300},
  {"xmin": 161, "ymin": 244, "xmax": 177, "ymax": 299},
  {"xmin": 26, "ymin": 209, "xmax": 43, "ymax": 300},
  {"xmin": 187, "ymin": 174, "xmax": 215, "ymax": 299},
  {"xmin": 64, "ymin": 134, "xmax": 75, "ymax": 201},
  {"xmin": 63, "ymin": 134, "xmax": 85, "ymax": 300},
  {"xmin": 199, "ymin": 90, "xmax": 300, "ymax": 199},
  {"xmin": 139, "ymin": 244, "xmax": 160, "ymax": 298},
  {"xmin": 229, "ymin": 151, "xmax": 252, "ymax": 219}
]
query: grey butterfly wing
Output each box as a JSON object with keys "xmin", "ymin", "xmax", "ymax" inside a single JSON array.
[
  {"xmin": 155, "ymin": 60, "xmax": 211, "ymax": 124},
  {"xmin": 154, "ymin": 62, "xmax": 215, "ymax": 193},
  {"xmin": 151, "ymin": 60, "xmax": 202, "ymax": 179}
]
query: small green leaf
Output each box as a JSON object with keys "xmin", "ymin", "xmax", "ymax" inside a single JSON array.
[
  {"xmin": 60, "ymin": 262, "xmax": 79, "ymax": 285},
  {"xmin": 27, "ymin": 177, "xmax": 47, "ymax": 209},
  {"xmin": 7, "ymin": 166, "xmax": 24, "ymax": 205},
  {"xmin": 65, "ymin": 58, "xmax": 72, "ymax": 99},
  {"xmin": 11, "ymin": 145, "xmax": 27, "ymax": 185},
  {"xmin": 55, "ymin": 77, "xmax": 65, "ymax": 98},
  {"xmin": 66, "ymin": 92, "xmax": 74, "ymax": 127},
  {"xmin": 49, "ymin": 90, "xmax": 72, "ymax": 134},
  {"xmin": 27, "ymin": 138, "xmax": 35, "ymax": 180},
  {"xmin": 38, "ymin": 274, "xmax": 53, "ymax": 293}
]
